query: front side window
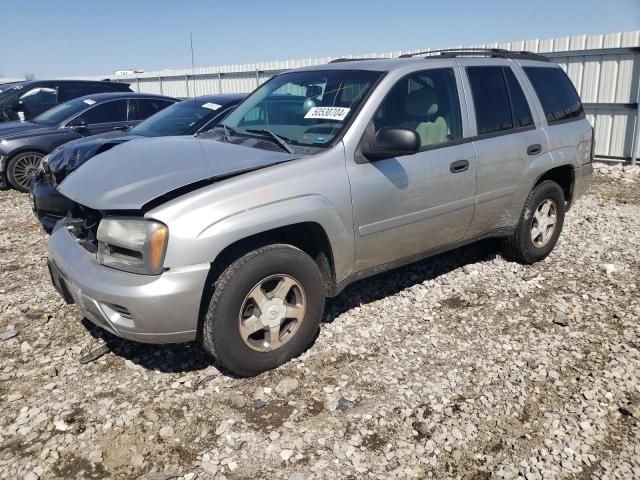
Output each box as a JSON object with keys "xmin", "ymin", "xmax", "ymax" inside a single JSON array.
[
  {"xmin": 19, "ymin": 87, "xmax": 57, "ymax": 106},
  {"xmin": 74, "ymin": 100, "xmax": 128, "ymax": 125},
  {"xmin": 372, "ymin": 68, "xmax": 462, "ymax": 148},
  {"xmin": 524, "ymin": 67, "xmax": 584, "ymax": 124},
  {"xmin": 467, "ymin": 66, "xmax": 513, "ymax": 135},
  {"xmin": 221, "ymin": 69, "xmax": 383, "ymax": 150}
]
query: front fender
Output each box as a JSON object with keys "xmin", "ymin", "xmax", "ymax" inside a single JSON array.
[{"xmin": 158, "ymin": 194, "xmax": 354, "ymax": 283}]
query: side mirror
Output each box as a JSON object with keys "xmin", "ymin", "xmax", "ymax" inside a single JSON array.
[
  {"xmin": 361, "ymin": 127, "xmax": 421, "ymax": 161},
  {"xmin": 69, "ymin": 118, "xmax": 88, "ymax": 131}
]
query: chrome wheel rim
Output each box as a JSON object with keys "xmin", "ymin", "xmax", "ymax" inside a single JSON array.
[
  {"xmin": 238, "ymin": 274, "xmax": 306, "ymax": 352},
  {"xmin": 530, "ymin": 198, "xmax": 557, "ymax": 248},
  {"xmin": 12, "ymin": 154, "xmax": 42, "ymax": 190}
]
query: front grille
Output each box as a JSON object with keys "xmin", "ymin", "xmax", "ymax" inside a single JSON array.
[{"xmin": 64, "ymin": 203, "xmax": 102, "ymax": 253}]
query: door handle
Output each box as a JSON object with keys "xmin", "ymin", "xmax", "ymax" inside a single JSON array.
[
  {"xmin": 449, "ymin": 159, "xmax": 469, "ymax": 173},
  {"xmin": 527, "ymin": 144, "xmax": 542, "ymax": 156}
]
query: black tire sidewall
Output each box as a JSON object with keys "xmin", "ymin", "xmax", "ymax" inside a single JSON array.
[
  {"xmin": 7, "ymin": 151, "xmax": 42, "ymax": 192},
  {"xmin": 205, "ymin": 246, "xmax": 325, "ymax": 376},
  {"xmin": 517, "ymin": 181, "xmax": 566, "ymax": 263}
]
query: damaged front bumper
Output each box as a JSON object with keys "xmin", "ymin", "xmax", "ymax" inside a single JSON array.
[
  {"xmin": 48, "ymin": 225, "xmax": 210, "ymax": 344},
  {"xmin": 31, "ymin": 170, "xmax": 71, "ymax": 233}
]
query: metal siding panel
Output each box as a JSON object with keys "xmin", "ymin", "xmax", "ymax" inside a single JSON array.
[{"xmin": 598, "ymin": 58, "xmax": 619, "ymax": 102}]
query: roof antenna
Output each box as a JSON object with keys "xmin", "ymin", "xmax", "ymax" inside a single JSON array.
[{"xmin": 189, "ymin": 32, "xmax": 196, "ymax": 99}]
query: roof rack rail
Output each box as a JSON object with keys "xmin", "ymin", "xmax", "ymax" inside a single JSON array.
[
  {"xmin": 328, "ymin": 57, "xmax": 388, "ymax": 63},
  {"xmin": 399, "ymin": 48, "xmax": 550, "ymax": 62}
]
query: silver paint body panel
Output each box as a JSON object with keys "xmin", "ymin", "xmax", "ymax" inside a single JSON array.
[{"xmin": 50, "ymin": 57, "xmax": 593, "ymax": 342}]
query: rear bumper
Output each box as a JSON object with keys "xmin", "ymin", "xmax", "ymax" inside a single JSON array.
[{"xmin": 48, "ymin": 226, "xmax": 210, "ymax": 344}]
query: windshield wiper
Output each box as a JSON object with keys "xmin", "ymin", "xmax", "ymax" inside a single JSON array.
[
  {"xmin": 214, "ymin": 123, "xmax": 236, "ymax": 142},
  {"xmin": 245, "ymin": 129, "xmax": 295, "ymax": 154}
]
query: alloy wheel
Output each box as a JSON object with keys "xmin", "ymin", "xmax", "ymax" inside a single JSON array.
[
  {"xmin": 530, "ymin": 198, "xmax": 558, "ymax": 248},
  {"xmin": 11, "ymin": 153, "xmax": 42, "ymax": 190},
  {"xmin": 238, "ymin": 274, "xmax": 306, "ymax": 352}
]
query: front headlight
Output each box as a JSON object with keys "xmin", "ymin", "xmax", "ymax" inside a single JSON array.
[{"xmin": 97, "ymin": 218, "xmax": 168, "ymax": 275}]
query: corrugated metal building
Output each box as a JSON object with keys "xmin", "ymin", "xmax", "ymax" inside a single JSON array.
[{"xmin": 73, "ymin": 30, "xmax": 640, "ymax": 163}]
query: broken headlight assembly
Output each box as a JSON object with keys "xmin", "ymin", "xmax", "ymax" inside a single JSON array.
[{"xmin": 96, "ymin": 218, "xmax": 168, "ymax": 275}]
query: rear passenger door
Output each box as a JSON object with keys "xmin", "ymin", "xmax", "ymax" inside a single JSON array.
[
  {"xmin": 348, "ymin": 68, "xmax": 477, "ymax": 271},
  {"xmin": 460, "ymin": 62, "xmax": 548, "ymax": 235}
]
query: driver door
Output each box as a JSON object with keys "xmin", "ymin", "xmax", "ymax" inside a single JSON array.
[
  {"xmin": 69, "ymin": 99, "xmax": 131, "ymax": 136},
  {"xmin": 347, "ymin": 68, "xmax": 476, "ymax": 271}
]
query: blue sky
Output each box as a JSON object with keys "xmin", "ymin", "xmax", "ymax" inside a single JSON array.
[{"xmin": 1, "ymin": 0, "xmax": 638, "ymax": 78}]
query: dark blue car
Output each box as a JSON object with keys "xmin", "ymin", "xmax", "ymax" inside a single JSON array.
[
  {"xmin": 0, "ymin": 92, "xmax": 177, "ymax": 191},
  {"xmin": 32, "ymin": 93, "xmax": 245, "ymax": 232},
  {"xmin": 0, "ymin": 79, "xmax": 133, "ymax": 122}
]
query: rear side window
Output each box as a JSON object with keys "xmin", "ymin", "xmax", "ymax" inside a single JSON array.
[
  {"xmin": 524, "ymin": 67, "xmax": 584, "ymax": 124},
  {"xmin": 504, "ymin": 69, "xmax": 533, "ymax": 128},
  {"xmin": 59, "ymin": 84, "xmax": 109, "ymax": 102},
  {"xmin": 467, "ymin": 67, "xmax": 513, "ymax": 135},
  {"xmin": 467, "ymin": 66, "xmax": 534, "ymax": 135},
  {"xmin": 75, "ymin": 100, "xmax": 128, "ymax": 124}
]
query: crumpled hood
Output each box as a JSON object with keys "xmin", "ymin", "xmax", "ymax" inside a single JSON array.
[
  {"xmin": 47, "ymin": 132, "xmax": 141, "ymax": 182},
  {"xmin": 59, "ymin": 136, "xmax": 298, "ymax": 210},
  {"xmin": 0, "ymin": 121, "xmax": 51, "ymax": 139}
]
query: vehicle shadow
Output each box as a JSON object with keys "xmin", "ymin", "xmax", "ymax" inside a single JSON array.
[
  {"xmin": 80, "ymin": 239, "xmax": 501, "ymax": 375},
  {"xmin": 323, "ymin": 238, "xmax": 499, "ymax": 323}
]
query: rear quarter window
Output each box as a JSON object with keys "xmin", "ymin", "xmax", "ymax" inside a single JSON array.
[{"xmin": 523, "ymin": 67, "xmax": 584, "ymax": 124}]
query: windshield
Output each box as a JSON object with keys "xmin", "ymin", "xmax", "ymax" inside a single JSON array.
[
  {"xmin": 131, "ymin": 99, "xmax": 223, "ymax": 137},
  {"xmin": 221, "ymin": 69, "xmax": 382, "ymax": 150},
  {"xmin": 33, "ymin": 98, "xmax": 91, "ymax": 125}
]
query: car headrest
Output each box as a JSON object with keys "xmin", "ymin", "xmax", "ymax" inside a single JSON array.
[
  {"xmin": 306, "ymin": 85, "xmax": 323, "ymax": 98},
  {"xmin": 404, "ymin": 88, "xmax": 439, "ymax": 118}
]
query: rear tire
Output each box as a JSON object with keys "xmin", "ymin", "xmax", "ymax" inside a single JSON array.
[
  {"xmin": 202, "ymin": 244, "xmax": 325, "ymax": 377},
  {"xmin": 502, "ymin": 180, "xmax": 566, "ymax": 264},
  {"xmin": 7, "ymin": 151, "xmax": 43, "ymax": 192}
]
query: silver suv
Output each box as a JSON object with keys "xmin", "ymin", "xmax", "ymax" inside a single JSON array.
[{"xmin": 48, "ymin": 49, "xmax": 593, "ymax": 376}]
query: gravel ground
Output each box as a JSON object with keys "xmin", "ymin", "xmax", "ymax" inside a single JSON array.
[{"xmin": 1, "ymin": 163, "xmax": 639, "ymax": 480}]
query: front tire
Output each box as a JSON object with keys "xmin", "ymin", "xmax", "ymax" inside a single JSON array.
[
  {"xmin": 7, "ymin": 151, "xmax": 43, "ymax": 192},
  {"xmin": 502, "ymin": 180, "xmax": 566, "ymax": 264},
  {"xmin": 202, "ymin": 244, "xmax": 326, "ymax": 377}
]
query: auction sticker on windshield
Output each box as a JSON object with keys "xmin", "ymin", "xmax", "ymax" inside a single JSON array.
[
  {"xmin": 202, "ymin": 102, "xmax": 222, "ymax": 110},
  {"xmin": 304, "ymin": 107, "xmax": 350, "ymax": 121},
  {"xmin": 84, "ymin": 99, "xmax": 96, "ymax": 105}
]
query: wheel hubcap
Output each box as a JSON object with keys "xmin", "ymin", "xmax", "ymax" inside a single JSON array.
[
  {"xmin": 13, "ymin": 154, "xmax": 42, "ymax": 189},
  {"xmin": 530, "ymin": 198, "xmax": 558, "ymax": 248},
  {"xmin": 238, "ymin": 274, "xmax": 306, "ymax": 352}
]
